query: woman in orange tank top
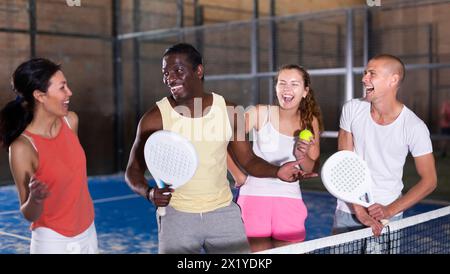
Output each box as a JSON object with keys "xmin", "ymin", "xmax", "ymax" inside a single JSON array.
[{"xmin": 0, "ymin": 58, "xmax": 97, "ymax": 254}]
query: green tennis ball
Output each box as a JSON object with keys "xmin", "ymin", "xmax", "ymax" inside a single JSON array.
[{"xmin": 299, "ymin": 129, "xmax": 313, "ymax": 141}]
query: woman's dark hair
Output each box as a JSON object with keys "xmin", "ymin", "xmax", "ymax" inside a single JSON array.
[
  {"xmin": 275, "ymin": 64, "xmax": 324, "ymax": 135},
  {"xmin": 0, "ymin": 58, "xmax": 61, "ymax": 148}
]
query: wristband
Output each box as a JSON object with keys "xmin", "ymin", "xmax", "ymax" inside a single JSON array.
[{"xmin": 146, "ymin": 187, "xmax": 154, "ymax": 202}]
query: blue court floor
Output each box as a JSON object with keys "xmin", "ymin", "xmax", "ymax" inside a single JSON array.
[{"xmin": 0, "ymin": 174, "xmax": 445, "ymax": 254}]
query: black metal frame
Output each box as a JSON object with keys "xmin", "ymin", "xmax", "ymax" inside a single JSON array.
[{"xmin": 0, "ymin": 0, "xmax": 445, "ymax": 172}]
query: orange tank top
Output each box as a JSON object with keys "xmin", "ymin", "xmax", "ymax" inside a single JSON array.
[{"xmin": 23, "ymin": 118, "xmax": 94, "ymax": 237}]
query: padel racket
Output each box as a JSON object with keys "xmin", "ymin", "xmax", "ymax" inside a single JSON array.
[
  {"xmin": 321, "ymin": 150, "xmax": 388, "ymax": 225},
  {"xmin": 144, "ymin": 130, "xmax": 198, "ymax": 216}
]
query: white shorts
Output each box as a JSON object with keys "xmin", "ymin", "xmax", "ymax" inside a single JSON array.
[{"xmin": 30, "ymin": 222, "xmax": 98, "ymax": 254}]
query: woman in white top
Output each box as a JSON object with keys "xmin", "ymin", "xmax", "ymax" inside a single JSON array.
[{"xmin": 227, "ymin": 64, "xmax": 323, "ymax": 252}]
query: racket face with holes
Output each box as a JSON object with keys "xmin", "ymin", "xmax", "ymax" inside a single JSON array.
[
  {"xmin": 321, "ymin": 150, "xmax": 375, "ymax": 207},
  {"xmin": 144, "ymin": 130, "xmax": 198, "ymax": 189}
]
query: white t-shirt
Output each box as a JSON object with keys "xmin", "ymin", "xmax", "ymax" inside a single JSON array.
[{"xmin": 337, "ymin": 98, "xmax": 433, "ymax": 214}]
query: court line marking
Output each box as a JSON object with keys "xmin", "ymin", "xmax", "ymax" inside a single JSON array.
[
  {"xmin": 0, "ymin": 194, "xmax": 140, "ymax": 242},
  {"xmin": 0, "ymin": 194, "xmax": 140, "ymax": 216},
  {"xmin": 92, "ymin": 194, "xmax": 139, "ymax": 204},
  {"xmin": 0, "ymin": 209, "xmax": 21, "ymax": 216},
  {"xmin": 0, "ymin": 231, "xmax": 31, "ymax": 241}
]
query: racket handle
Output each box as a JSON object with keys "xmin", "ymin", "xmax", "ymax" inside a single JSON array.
[
  {"xmin": 157, "ymin": 207, "xmax": 166, "ymax": 216},
  {"xmin": 154, "ymin": 178, "xmax": 165, "ymax": 189},
  {"xmin": 157, "ymin": 192, "xmax": 171, "ymax": 216},
  {"xmin": 153, "ymin": 178, "xmax": 168, "ymax": 216},
  {"xmin": 380, "ymin": 219, "xmax": 389, "ymax": 226}
]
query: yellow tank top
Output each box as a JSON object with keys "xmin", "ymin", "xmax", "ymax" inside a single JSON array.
[{"xmin": 156, "ymin": 92, "xmax": 233, "ymax": 213}]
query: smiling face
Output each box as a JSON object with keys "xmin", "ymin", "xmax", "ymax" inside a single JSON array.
[
  {"xmin": 275, "ymin": 68, "xmax": 309, "ymax": 110},
  {"xmin": 362, "ymin": 59, "xmax": 390, "ymax": 102},
  {"xmin": 162, "ymin": 53, "xmax": 204, "ymax": 102},
  {"xmin": 35, "ymin": 70, "xmax": 72, "ymax": 116},
  {"xmin": 362, "ymin": 57, "xmax": 403, "ymax": 103}
]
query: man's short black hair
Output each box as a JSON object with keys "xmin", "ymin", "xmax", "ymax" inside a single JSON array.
[{"xmin": 164, "ymin": 43, "xmax": 203, "ymax": 69}]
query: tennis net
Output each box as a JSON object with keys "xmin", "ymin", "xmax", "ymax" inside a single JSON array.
[{"xmin": 257, "ymin": 205, "xmax": 450, "ymax": 254}]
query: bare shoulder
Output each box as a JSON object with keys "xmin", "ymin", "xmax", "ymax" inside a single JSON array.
[
  {"xmin": 66, "ymin": 111, "xmax": 79, "ymax": 128},
  {"xmin": 10, "ymin": 136, "xmax": 33, "ymax": 154},
  {"xmin": 225, "ymin": 99, "xmax": 236, "ymax": 107},
  {"xmin": 312, "ymin": 115, "xmax": 319, "ymax": 128},
  {"xmin": 9, "ymin": 135, "xmax": 37, "ymax": 167},
  {"xmin": 139, "ymin": 105, "xmax": 163, "ymax": 134}
]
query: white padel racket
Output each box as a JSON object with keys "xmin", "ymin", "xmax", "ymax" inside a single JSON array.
[
  {"xmin": 144, "ymin": 130, "xmax": 198, "ymax": 216},
  {"xmin": 321, "ymin": 150, "xmax": 388, "ymax": 225}
]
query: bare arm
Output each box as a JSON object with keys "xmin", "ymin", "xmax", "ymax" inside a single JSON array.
[
  {"xmin": 9, "ymin": 137, "xmax": 48, "ymax": 222},
  {"xmin": 296, "ymin": 116, "xmax": 321, "ymax": 172},
  {"xmin": 66, "ymin": 111, "xmax": 79, "ymax": 135},
  {"xmin": 369, "ymin": 153, "xmax": 437, "ymax": 220},
  {"xmin": 125, "ymin": 106, "xmax": 171, "ymax": 205},
  {"xmin": 227, "ymin": 102, "xmax": 302, "ymax": 182},
  {"xmin": 338, "ymin": 128, "xmax": 354, "ymax": 151},
  {"xmin": 337, "ymin": 128, "xmax": 384, "ymax": 235},
  {"xmin": 227, "ymin": 150, "xmax": 248, "ymax": 187},
  {"xmin": 228, "ymin": 134, "xmax": 279, "ymax": 178},
  {"xmin": 226, "ymin": 104, "xmax": 265, "ymax": 186}
]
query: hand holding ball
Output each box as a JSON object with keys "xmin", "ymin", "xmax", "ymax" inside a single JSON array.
[{"xmin": 299, "ymin": 129, "xmax": 314, "ymax": 142}]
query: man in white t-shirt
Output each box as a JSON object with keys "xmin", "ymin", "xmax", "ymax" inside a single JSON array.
[{"xmin": 334, "ymin": 54, "xmax": 437, "ymax": 237}]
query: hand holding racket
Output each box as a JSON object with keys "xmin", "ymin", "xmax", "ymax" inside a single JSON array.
[
  {"xmin": 321, "ymin": 150, "xmax": 388, "ymax": 226},
  {"xmin": 144, "ymin": 130, "xmax": 198, "ymax": 216},
  {"xmin": 277, "ymin": 161, "xmax": 313, "ymax": 182}
]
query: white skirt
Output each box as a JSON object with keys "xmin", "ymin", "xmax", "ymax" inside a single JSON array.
[{"xmin": 30, "ymin": 222, "xmax": 98, "ymax": 254}]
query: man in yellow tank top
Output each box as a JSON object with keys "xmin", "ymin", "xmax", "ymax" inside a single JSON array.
[{"xmin": 125, "ymin": 43, "xmax": 307, "ymax": 254}]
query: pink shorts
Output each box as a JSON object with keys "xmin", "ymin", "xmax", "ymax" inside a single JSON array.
[{"xmin": 237, "ymin": 195, "xmax": 307, "ymax": 242}]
